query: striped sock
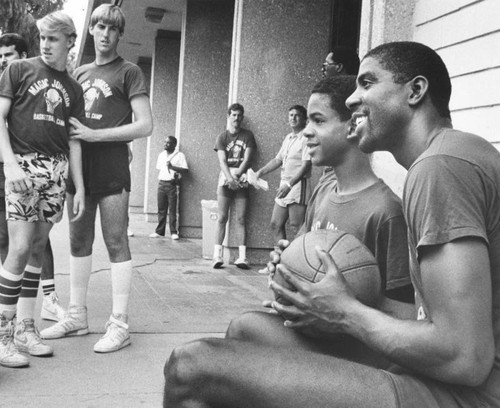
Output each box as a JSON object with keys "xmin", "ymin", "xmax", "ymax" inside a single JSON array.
[
  {"xmin": 17, "ymin": 265, "xmax": 42, "ymax": 321},
  {"xmin": 0, "ymin": 266, "xmax": 23, "ymax": 319},
  {"xmin": 41, "ymin": 278, "xmax": 56, "ymax": 296}
]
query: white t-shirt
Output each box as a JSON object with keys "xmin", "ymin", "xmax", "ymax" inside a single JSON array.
[{"xmin": 156, "ymin": 150, "xmax": 188, "ymax": 181}]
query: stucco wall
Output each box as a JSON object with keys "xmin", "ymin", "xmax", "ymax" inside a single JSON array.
[
  {"xmin": 143, "ymin": 31, "xmax": 181, "ymax": 220},
  {"xmin": 177, "ymin": 0, "xmax": 235, "ymax": 238},
  {"xmin": 231, "ymin": 0, "xmax": 331, "ymax": 259}
]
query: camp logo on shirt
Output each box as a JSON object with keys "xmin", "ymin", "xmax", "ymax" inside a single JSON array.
[
  {"xmin": 28, "ymin": 78, "xmax": 70, "ymax": 127},
  {"xmin": 81, "ymin": 78, "xmax": 113, "ymax": 120}
]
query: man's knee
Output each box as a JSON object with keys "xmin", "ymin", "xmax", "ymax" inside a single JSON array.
[
  {"xmin": 270, "ymin": 219, "xmax": 285, "ymax": 234},
  {"xmin": 226, "ymin": 311, "xmax": 265, "ymax": 341},
  {"xmin": 217, "ymin": 213, "xmax": 229, "ymax": 226},
  {"xmin": 164, "ymin": 339, "xmax": 221, "ymax": 406}
]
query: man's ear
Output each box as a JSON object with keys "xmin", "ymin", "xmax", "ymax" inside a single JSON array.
[
  {"xmin": 336, "ymin": 62, "xmax": 344, "ymax": 73},
  {"xmin": 408, "ymin": 76, "xmax": 429, "ymax": 107},
  {"xmin": 20, "ymin": 51, "xmax": 27, "ymax": 59}
]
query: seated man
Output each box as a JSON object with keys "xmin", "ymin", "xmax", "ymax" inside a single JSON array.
[{"xmin": 163, "ymin": 42, "xmax": 500, "ymax": 408}]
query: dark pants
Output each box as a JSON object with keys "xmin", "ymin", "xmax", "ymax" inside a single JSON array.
[{"xmin": 155, "ymin": 180, "xmax": 178, "ymax": 236}]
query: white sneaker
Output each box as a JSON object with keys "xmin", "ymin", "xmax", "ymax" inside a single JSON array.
[
  {"xmin": 0, "ymin": 315, "xmax": 29, "ymax": 368},
  {"xmin": 127, "ymin": 229, "xmax": 134, "ymax": 237},
  {"xmin": 41, "ymin": 292, "xmax": 66, "ymax": 322},
  {"xmin": 14, "ymin": 318, "xmax": 53, "ymax": 357},
  {"xmin": 94, "ymin": 314, "xmax": 131, "ymax": 353},
  {"xmin": 40, "ymin": 305, "xmax": 89, "ymax": 339},
  {"xmin": 234, "ymin": 257, "xmax": 250, "ymax": 269},
  {"xmin": 149, "ymin": 232, "xmax": 161, "ymax": 238},
  {"xmin": 258, "ymin": 266, "xmax": 269, "ymax": 275},
  {"xmin": 171, "ymin": 233, "xmax": 179, "ymax": 240}
]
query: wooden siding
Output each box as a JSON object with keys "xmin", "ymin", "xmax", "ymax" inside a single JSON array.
[{"xmin": 413, "ymin": 0, "xmax": 500, "ymax": 144}]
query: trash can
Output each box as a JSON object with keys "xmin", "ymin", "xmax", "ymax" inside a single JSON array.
[{"xmin": 201, "ymin": 200, "xmax": 219, "ymax": 259}]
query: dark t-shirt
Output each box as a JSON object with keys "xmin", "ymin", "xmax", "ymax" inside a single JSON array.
[
  {"xmin": 74, "ymin": 56, "xmax": 147, "ymax": 133},
  {"xmin": 403, "ymin": 129, "xmax": 500, "ymax": 405},
  {"xmin": 0, "ymin": 57, "xmax": 85, "ymax": 155},
  {"xmin": 214, "ymin": 128, "xmax": 257, "ymax": 168},
  {"xmin": 304, "ymin": 178, "xmax": 411, "ymax": 293},
  {"xmin": 67, "ymin": 57, "xmax": 148, "ymax": 196}
]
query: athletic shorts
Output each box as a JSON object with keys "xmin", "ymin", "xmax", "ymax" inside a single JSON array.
[
  {"xmin": 66, "ymin": 142, "xmax": 130, "ymax": 197},
  {"xmin": 383, "ymin": 366, "xmax": 490, "ymax": 407},
  {"xmin": 5, "ymin": 152, "xmax": 68, "ymax": 223},
  {"xmin": 217, "ymin": 185, "xmax": 249, "ymax": 199},
  {"xmin": 275, "ymin": 178, "xmax": 311, "ymax": 208}
]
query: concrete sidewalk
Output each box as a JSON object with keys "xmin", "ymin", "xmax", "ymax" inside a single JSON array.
[{"xmin": 0, "ymin": 213, "xmax": 270, "ymax": 407}]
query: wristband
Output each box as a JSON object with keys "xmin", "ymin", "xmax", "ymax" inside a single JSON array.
[{"xmin": 285, "ymin": 181, "xmax": 292, "ymax": 189}]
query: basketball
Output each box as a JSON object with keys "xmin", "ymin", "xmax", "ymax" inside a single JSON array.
[{"xmin": 274, "ymin": 229, "xmax": 381, "ymax": 307}]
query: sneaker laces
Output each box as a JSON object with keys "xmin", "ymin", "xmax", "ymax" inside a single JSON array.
[
  {"xmin": 21, "ymin": 321, "xmax": 44, "ymax": 346},
  {"xmin": 1, "ymin": 321, "xmax": 21, "ymax": 354},
  {"xmin": 102, "ymin": 316, "xmax": 129, "ymax": 342}
]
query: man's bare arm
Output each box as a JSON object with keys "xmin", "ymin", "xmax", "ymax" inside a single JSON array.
[{"xmin": 271, "ymin": 237, "xmax": 494, "ymax": 386}]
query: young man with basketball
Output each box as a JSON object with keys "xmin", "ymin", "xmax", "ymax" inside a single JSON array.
[
  {"xmin": 41, "ymin": 4, "xmax": 153, "ymax": 353},
  {"xmin": 164, "ymin": 41, "xmax": 500, "ymax": 407},
  {"xmin": 0, "ymin": 12, "xmax": 85, "ymax": 367}
]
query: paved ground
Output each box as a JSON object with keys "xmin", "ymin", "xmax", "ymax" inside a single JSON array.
[{"xmin": 0, "ymin": 212, "xmax": 270, "ymax": 407}]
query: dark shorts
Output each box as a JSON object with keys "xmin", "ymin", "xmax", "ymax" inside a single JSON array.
[
  {"xmin": 217, "ymin": 185, "xmax": 249, "ymax": 199},
  {"xmin": 67, "ymin": 142, "xmax": 131, "ymax": 197},
  {"xmin": 384, "ymin": 366, "xmax": 489, "ymax": 407}
]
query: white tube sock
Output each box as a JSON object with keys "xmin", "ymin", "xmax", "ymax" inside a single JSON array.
[
  {"xmin": 111, "ymin": 260, "xmax": 132, "ymax": 316},
  {"xmin": 69, "ymin": 255, "xmax": 92, "ymax": 307}
]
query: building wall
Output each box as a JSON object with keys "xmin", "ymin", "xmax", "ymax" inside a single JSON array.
[
  {"xmin": 142, "ymin": 31, "xmax": 181, "ymax": 219},
  {"xmin": 177, "ymin": 0, "xmax": 235, "ymax": 238},
  {"xmin": 228, "ymin": 0, "xmax": 331, "ymax": 261},
  {"xmin": 413, "ymin": 0, "xmax": 500, "ymax": 147}
]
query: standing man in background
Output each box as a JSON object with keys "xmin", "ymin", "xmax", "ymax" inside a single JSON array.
[
  {"xmin": 254, "ymin": 105, "xmax": 311, "ymax": 273},
  {"xmin": 41, "ymin": 4, "xmax": 153, "ymax": 354},
  {"xmin": 149, "ymin": 136, "xmax": 188, "ymax": 240},
  {"xmin": 212, "ymin": 103, "xmax": 256, "ymax": 270}
]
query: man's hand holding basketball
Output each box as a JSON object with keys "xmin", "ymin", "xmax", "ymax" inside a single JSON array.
[{"xmin": 269, "ymin": 247, "xmax": 361, "ymax": 336}]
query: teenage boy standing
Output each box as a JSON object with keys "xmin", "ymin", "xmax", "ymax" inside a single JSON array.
[
  {"xmin": 0, "ymin": 12, "xmax": 85, "ymax": 368},
  {"xmin": 41, "ymin": 4, "xmax": 153, "ymax": 354}
]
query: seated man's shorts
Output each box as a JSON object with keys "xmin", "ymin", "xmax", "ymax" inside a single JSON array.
[
  {"xmin": 5, "ymin": 152, "xmax": 68, "ymax": 223},
  {"xmin": 383, "ymin": 366, "xmax": 490, "ymax": 407},
  {"xmin": 66, "ymin": 142, "xmax": 130, "ymax": 197}
]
